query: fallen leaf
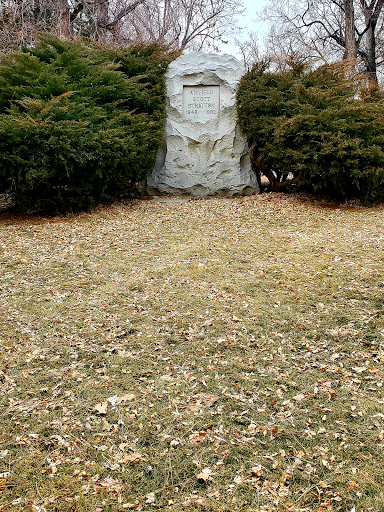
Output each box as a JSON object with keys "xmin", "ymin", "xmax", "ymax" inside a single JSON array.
[
  {"xmin": 99, "ymin": 476, "xmax": 123, "ymax": 493},
  {"xmin": 197, "ymin": 468, "xmax": 213, "ymax": 482},
  {"xmin": 94, "ymin": 402, "xmax": 108, "ymax": 415},
  {"xmin": 250, "ymin": 465, "xmax": 266, "ymax": 477},
  {"xmin": 117, "ymin": 393, "xmax": 136, "ymax": 403},
  {"xmin": 107, "ymin": 394, "xmax": 136, "ymax": 406},
  {"xmin": 352, "ymin": 367, "xmax": 367, "ymax": 374},
  {"xmin": 189, "ymin": 432, "xmax": 209, "ymax": 443},
  {"xmin": 122, "ymin": 452, "xmax": 143, "ymax": 464},
  {"xmin": 145, "ymin": 492, "xmax": 156, "ymax": 504},
  {"xmin": 292, "ymin": 393, "xmax": 307, "ymax": 401}
]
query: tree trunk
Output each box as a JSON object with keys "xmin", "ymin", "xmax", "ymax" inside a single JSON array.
[
  {"xmin": 56, "ymin": 0, "xmax": 71, "ymax": 37},
  {"xmin": 249, "ymin": 144, "xmax": 302, "ymax": 192},
  {"xmin": 96, "ymin": 0, "xmax": 109, "ymax": 41},
  {"xmin": 365, "ymin": 20, "xmax": 378, "ymax": 84},
  {"xmin": 360, "ymin": 1, "xmax": 381, "ymax": 85},
  {"xmin": 344, "ymin": 0, "xmax": 357, "ymax": 60}
]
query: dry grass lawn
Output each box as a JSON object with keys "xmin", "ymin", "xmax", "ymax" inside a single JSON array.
[{"xmin": 0, "ymin": 193, "xmax": 384, "ymax": 512}]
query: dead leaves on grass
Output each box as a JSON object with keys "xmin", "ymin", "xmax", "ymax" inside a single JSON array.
[
  {"xmin": 1, "ymin": 195, "xmax": 384, "ymax": 511},
  {"xmin": 93, "ymin": 401, "xmax": 108, "ymax": 415},
  {"xmin": 94, "ymin": 394, "xmax": 136, "ymax": 415},
  {"xmin": 196, "ymin": 467, "xmax": 214, "ymax": 482}
]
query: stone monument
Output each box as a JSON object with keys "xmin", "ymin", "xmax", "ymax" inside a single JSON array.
[{"xmin": 146, "ymin": 53, "xmax": 258, "ymax": 196}]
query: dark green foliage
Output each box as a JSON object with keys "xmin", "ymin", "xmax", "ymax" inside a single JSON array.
[
  {"xmin": 0, "ymin": 35, "xmax": 175, "ymax": 213},
  {"xmin": 237, "ymin": 62, "xmax": 384, "ymax": 203}
]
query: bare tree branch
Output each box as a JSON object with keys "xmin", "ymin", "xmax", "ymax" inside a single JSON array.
[
  {"xmin": 262, "ymin": 0, "xmax": 384, "ymax": 82},
  {"xmin": 70, "ymin": 3, "xmax": 85, "ymax": 22},
  {"xmin": 103, "ymin": 0, "xmax": 146, "ymax": 28},
  {"xmin": 0, "ymin": 0, "xmax": 244, "ymax": 52}
]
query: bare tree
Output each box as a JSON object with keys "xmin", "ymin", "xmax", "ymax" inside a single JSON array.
[
  {"xmin": 0, "ymin": 0, "xmax": 244, "ymax": 51},
  {"xmin": 261, "ymin": 0, "xmax": 384, "ymax": 83},
  {"xmin": 235, "ymin": 31, "xmax": 261, "ymax": 70},
  {"xmin": 0, "ymin": 1, "xmax": 47, "ymax": 51},
  {"xmin": 0, "ymin": 0, "xmax": 148, "ymax": 50},
  {"xmin": 344, "ymin": 0, "xmax": 357, "ymax": 60},
  {"xmin": 115, "ymin": 0, "xmax": 245, "ymax": 50},
  {"xmin": 359, "ymin": 0, "xmax": 384, "ymax": 81}
]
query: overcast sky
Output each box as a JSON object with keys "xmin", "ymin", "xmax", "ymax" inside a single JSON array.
[
  {"xmin": 241, "ymin": 0, "xmax": 269, "ymax": 34},
  {"xmin": 224, "ymin": 0, "xmax": 269, "ymax": 55}
]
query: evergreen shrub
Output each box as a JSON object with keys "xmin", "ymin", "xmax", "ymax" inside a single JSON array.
[
  {"xmin": 0, "ymin": 35, "xmax": 175, "ymax": 213},
  {"xmin": 237, "ymin": 62, "xmax": 384, "ymax": 203}
]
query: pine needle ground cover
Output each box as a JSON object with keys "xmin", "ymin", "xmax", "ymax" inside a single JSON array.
[{"xmin": 0, "ymin": 194, "xmax": 383, "ymax": 512}]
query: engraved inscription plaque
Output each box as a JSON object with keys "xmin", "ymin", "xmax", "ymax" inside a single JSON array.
[{"xmin": 183, "ymin": 85, "xmax": 220, "ymax": 121}]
